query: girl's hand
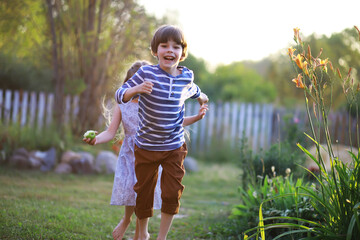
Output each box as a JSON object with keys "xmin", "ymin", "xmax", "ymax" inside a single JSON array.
[
  {"xmin": 135, "ymin": 81, "xmax": 153, "ymax": 94},
  {"xmin": 82, "ymin": 131, "xmax": 98, "ymax": 145}
]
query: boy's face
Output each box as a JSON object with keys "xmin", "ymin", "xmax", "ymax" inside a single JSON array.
[{"xmin": 154, "ymin": 39, "xmax": 183, "ymax": 73}]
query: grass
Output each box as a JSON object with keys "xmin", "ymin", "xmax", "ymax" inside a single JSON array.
[{"xmin": 0, "ymin": 161, "xmax": 241, "ymax": 240}]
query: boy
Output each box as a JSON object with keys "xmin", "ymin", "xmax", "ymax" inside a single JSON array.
[{"xmin": 115, "ymin": 25, "xmax": 208, "ymax": 240}]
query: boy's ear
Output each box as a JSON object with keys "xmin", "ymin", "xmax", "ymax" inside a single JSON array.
[{"xmin": 179, "ymin": 51, "xmax": 186, "ymax": 61}]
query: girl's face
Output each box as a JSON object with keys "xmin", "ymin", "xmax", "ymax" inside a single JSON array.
[{"xmin": 154, "ymin": 39, "xmax": 183, "ymax": 75}]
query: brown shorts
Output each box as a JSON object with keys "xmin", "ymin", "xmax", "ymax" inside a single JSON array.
[{"xmin": 133, "ymin": 143, "xmax": 188, "ymax": 219}]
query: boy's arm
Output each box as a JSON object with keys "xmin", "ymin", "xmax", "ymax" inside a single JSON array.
[
  {"xmin": 197, "ymin": 92, "xmax": 209, "ymax": 106},
  {"xmin": 83, "ymin": 105, "xmax": 122, "ymax": 145},
  {"xmin": 116, "ymin": 81, "xmax": 154, "ymax": 103},
  {"xmin": 183, "ymin": 104, "xmax": 208, "ymax": 126}
]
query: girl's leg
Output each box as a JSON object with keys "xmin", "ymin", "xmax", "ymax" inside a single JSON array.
[
  {"xmin": 133, "ymin": 218, "xmax": 140, "ymax": 240},
  {"xmin": 112, "ymin": 206, "xmax": 135, "ymax": 240}
]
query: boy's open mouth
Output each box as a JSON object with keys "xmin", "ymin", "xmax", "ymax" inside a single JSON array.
[{"xmin": 164, "ymin": 56, "xmax": 175, "ymax": 60}]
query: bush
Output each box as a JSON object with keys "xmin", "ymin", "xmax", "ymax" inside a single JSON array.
[{"xmin": 0, "ymin": 122, "xmax": 71, "ymax": 162}]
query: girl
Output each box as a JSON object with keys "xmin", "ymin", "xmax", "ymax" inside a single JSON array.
[{"xmin": 83, "ymin": 60, "xmax": 208, "ymax": 240}]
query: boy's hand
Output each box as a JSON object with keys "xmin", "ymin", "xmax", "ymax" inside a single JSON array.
[
  {"xmin": 197, "ymin": 92, "xmax": 209, "ymax": 105},
  {"xmin": 135, "ymin": 81, "xmax": 153, "ymax": 95},
  {"xmin": 198, "ymin": 104, "xmax": 209, "ymax": 120}
]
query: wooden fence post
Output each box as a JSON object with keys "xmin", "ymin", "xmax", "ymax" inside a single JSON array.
[
  {"xmin": 21, "ymin": 91, "xmax": 29, "ymax": 127},
  {"xmin": 11, "ymin": 91, "xmax": 20, "ymax": 124},
  {"xmin": 29, "ymin": 92, "xmax": 37, "ymax": 127},
  {"xmin": 37, "ymin": 92, "xmax": 46, "ymax": 129},
  {"xmin": 46, "ymin": 93, "xmax": 54, "ymax": 126}
]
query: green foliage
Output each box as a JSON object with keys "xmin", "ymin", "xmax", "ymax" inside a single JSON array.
[
  {"xmin": 0, "ymin": 122, "xmax": 75, "ymax": 161},
  {"xmin": 0, "ymin": 53, "xmax": 53, "ymax": 92},
  {"xmin": 192, "ymin": 138, "xmax": 242, "ymax": 164},
  {"xmin": 229, "ymin": 174, "xmax": 313, "ymax": 239},
  {"xmin": 202, "ymin": 62, "xmax": 277, "ymax": 103},
  {"xmin": 182, "ymin": 53, "xmax": 210, "ymax": 88},
  {"xmin": 239, "ymin": 115, "xmax": 307, "ymax": 185},
  {"xmin": 347, "ymin": 92, "xmax": 360, "ymax": 118},
  {"xmin": 253, "ymin": 142, "xmax": 305, "ymax": 180}
]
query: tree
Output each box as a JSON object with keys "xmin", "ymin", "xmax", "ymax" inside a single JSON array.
[
  {"xmin": 204, "ymin": 62, "xmax": 277, "ymax": 103},
  {"xmin": 43, "ymin": 0, "xmax": 159, "ymax": 133},
  {"xmin": 0, "ymin": 0, "xmax": 53, "ymax": 92}
]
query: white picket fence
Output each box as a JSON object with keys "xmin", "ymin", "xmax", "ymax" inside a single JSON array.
[
  {"xmin": 0, "ymin": 89, "xmax": 79, "ymax": 129},
  {"xmin": 185, "ymin": 101, "xmax": 275, "ymax": 152},
  {"xmin": 1, "ymin": 89, "xmax": 358, "ymax": 153},
  {"xmin": 0, "ymin": 89, "xmax": 277, "ymax": 151}
]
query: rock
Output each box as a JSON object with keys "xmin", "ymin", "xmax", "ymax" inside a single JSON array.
[
  {"xmin": 39, "ymin": 147, "xmax": 57, "ymax": 172},
  {"xmin": 54, "ymin": 163, "xmax": 72, "ymax": 174},
  {"xmin": 95, "ymin": 151, "xmax": 117, "ymax": 174},
  {"xmin": 70, "ymin": 151, "xmax": 95, "ymax": 174},
  {"xmin": 184, "ymin": 156, "xmax": 198, "ymax": 172},
  {"xmin": 61, "ymin": 151, "xmax": 82, "ymax": 164},
  {"xmin": 8, "ymin": 148, "xmax": 31, "ymax": 169},
  {"xmin": 27, "ymin": 155, "xmax": 42, "ymax": 169}
]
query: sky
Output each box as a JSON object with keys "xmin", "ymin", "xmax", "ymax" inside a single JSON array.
[{"xmin": 138, "ymin": 0, "xmax": 359, "ymax": 67}]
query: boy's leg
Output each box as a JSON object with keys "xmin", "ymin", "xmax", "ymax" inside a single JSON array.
[
  {"xmin": 157, "ymin": 143, "xmax": 187, "ymax": 239},
  {"xmin": 133, "ymin": 145, "xmax": 160, "ymax": 219},
  {"xmin": 133, "ymin": 145, "xmax": 161, "ymax": 239},
  {"xmin": 160, "ymin": 143, "xmax": 187, "ymax": 215},
  {"xmin": 136, "ymin": 217, "xmax": 150, "ymax": 240},
  {"xmin": 157, "ymin": 212, "xmax": 174, "ymax": 240}
]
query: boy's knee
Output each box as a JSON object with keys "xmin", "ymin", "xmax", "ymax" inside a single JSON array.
[
  {"xmin": 135, "ymin": 207, "xmax": 153, "ymax": 219},
  {"xmin": 161, "ymin": 202, "xmax": 181, "ymax": 215}
]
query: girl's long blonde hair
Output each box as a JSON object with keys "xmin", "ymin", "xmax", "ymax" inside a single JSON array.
[{"xmin": 102, "ymin": 60, "xmax": 151, "ymax": 143}]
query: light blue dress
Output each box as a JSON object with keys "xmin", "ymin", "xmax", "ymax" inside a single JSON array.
[{"xmin": 110, "ymin": 101, "xmax": 162, "ymax": 209}]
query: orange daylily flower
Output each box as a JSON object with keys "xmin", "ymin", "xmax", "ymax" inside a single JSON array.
[
  {"xmin": 320, "ymin": 58, "xmax": 328, "ymax": 72},
  {"xmin": 292, "ymin": 74, "xmax": 305, "ymax": 88},
  {"xmin": 294, "ymin": 54, "xmax": 304, "ymax": 69},
  {"xmin": 303, "ymin": 61, "xmax": 309, "ymax": 76},
  {"xmin": 288, "ymin": 47, "xmax": 296, "ymax": 58},
  {"xmin": 293, "ymin": 27, "xmax": 301, "ymax": 43}
]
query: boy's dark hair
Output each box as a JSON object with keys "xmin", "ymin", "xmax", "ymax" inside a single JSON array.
[{"xmin": 150, "ymin": 25, "xmax": 188, "ymax": 61}]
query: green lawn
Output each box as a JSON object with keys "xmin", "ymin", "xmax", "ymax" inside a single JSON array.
[{"xmin": 0, "ymin": 162, "xmax": 241, "ymax": 240}]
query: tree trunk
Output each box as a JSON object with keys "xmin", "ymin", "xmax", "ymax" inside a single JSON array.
[{"xmin": 46, "ymin": 0, "xmax": 65, "ymax": 132}]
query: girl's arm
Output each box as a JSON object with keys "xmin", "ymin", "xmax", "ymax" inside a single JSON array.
[
  {"xmin": 183, "ymin": 104, "xmax": 208, "ymax": 127},
  {"xmin": 83, "ymin": 105, "xmax": 122, "ymax": 145}
]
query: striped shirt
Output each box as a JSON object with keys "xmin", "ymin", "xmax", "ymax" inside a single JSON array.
[{"xmin": 115, "ymin": 64, "xmax": 201, "ymax": 151}]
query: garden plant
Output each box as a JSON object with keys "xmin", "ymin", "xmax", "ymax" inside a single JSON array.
[{"xmin": 244, "ymin": 27, "xmax": 360, "ymax": 239}]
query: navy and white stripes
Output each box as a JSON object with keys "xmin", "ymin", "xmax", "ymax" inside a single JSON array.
[{"xmin": 115, "ymin": 64, "xmax": 201, "ymax": 151}]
